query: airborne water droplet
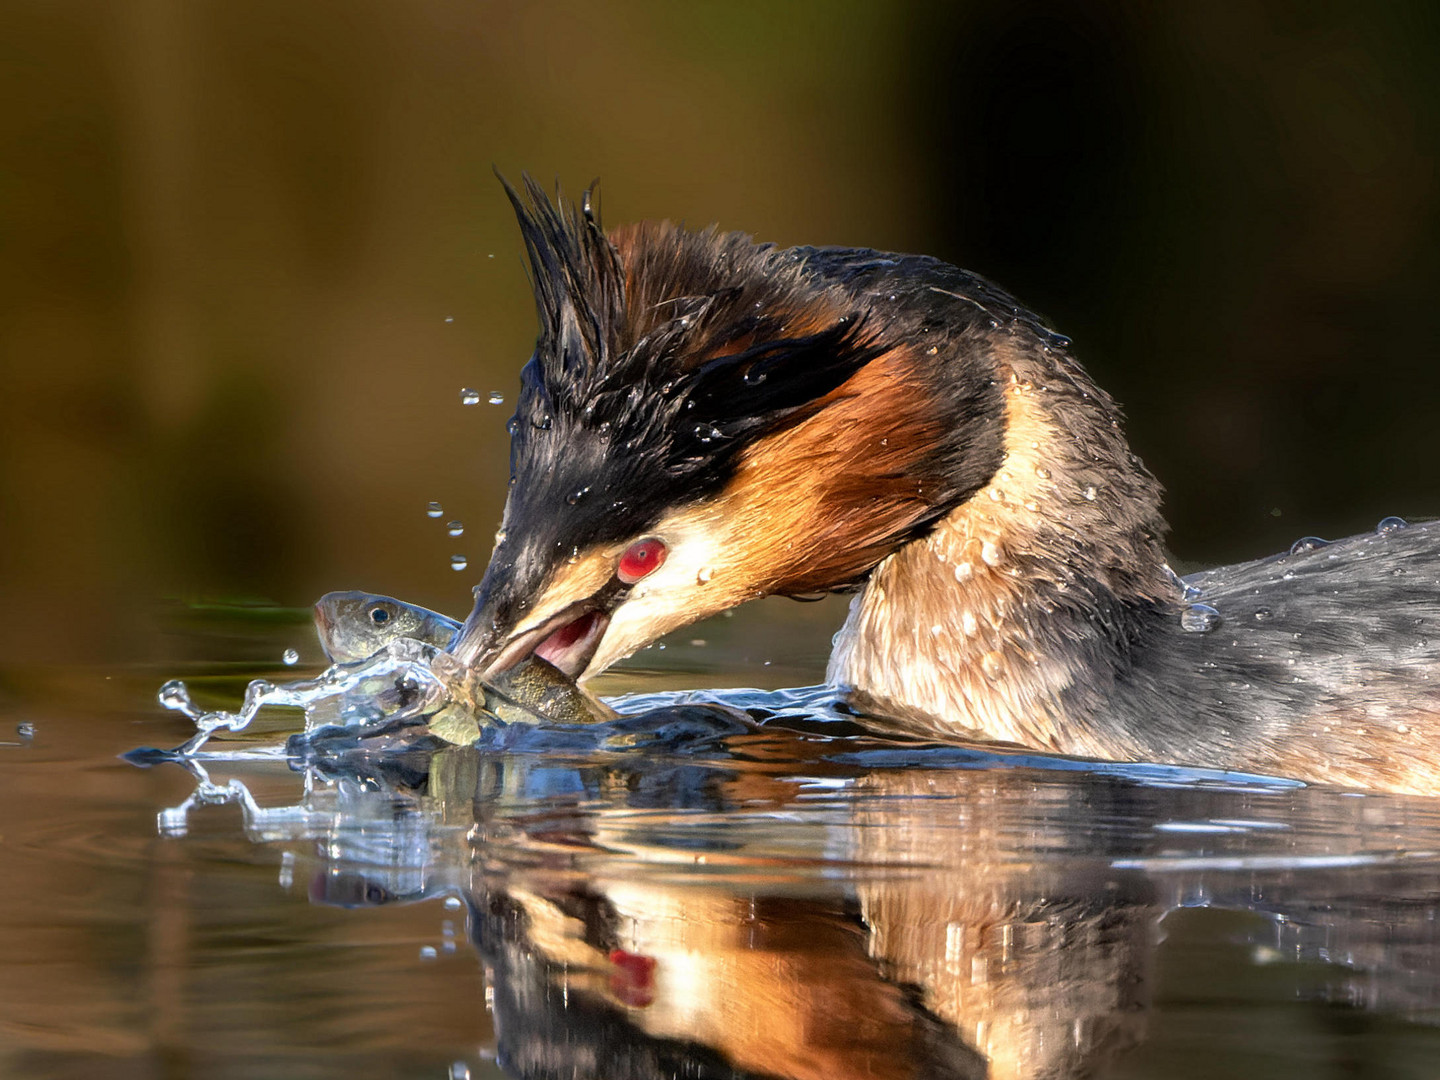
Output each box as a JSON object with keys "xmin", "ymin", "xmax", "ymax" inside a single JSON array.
[
  {"xmin": 1180, "ymin": 604, "xmax": 1221, "ymax": 633},
  {"xmin": 1289, "ymin": 536, "xmax": 1329, "ymax": 555},
  {"xmin": 697, "ymin": 566, "xmax": 714, "ymax": 584},
  {"xmin": 447, "ymin": 521, "xmax": 464, "ymax": 537},
  {"xmin": 282, "ymin": 648, "xmax": 299, "ymax": 666},
  {"xmin": 15, "ymin": 722, "xmax": 34, "ymax": 739},
  {"xmin": 450, "ymin": 554, "xmax": 468, "ymax": 571},
  {"xmin": 566, "ymin": 486, "xmax": 590, "ymax": 505},
  {"xmin": 487, "ymin": 391, "xmax": 505, "ymax": 405},
  {"xmin": 1377, "ymin": 516, "xmax": 1409, "ymax": 534},
  {"xmin": 460, "ymin": 388, "xmax": 481, "ymax": 406},
  {"xmin": 426, "ymin": 501, "xmax": 444, "ymax": 518},
  {"xmin": 419, "ymin": 945, "xmax": 438, "ymax": 960},
  {"xmin": 158, "ymin": 679, "xmax": 191, "ymax": 711}
]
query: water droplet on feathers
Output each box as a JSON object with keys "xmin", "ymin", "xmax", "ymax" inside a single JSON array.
[{"xmin": 1181, "ymin": 604, "xmax": 1221, "ymax": 633}]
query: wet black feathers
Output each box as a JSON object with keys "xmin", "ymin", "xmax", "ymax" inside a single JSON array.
[{"xmin": 499, "ymin": 173, "xmax": 624, "ymax": 401}]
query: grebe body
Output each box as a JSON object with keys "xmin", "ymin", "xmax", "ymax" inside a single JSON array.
[{"xmin": 450, "ymin": 179, "xmax": 1440, "ymax": 795}]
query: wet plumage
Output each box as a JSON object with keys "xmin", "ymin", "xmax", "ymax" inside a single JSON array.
[{"xmin": 450, "ymin": 177, "xmax": 1440, "ymax": 795}]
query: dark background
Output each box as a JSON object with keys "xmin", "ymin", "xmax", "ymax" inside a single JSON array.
[{"xmin": 5, "ymin": 0, "xmax": 1440, "ymax": 663}]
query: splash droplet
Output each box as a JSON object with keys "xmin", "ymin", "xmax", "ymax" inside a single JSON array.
[
  {"xmin": 460, "ymin": 388, "xmax": 481, "ymax": 405},
  {"xmin": 1253, "ymin": 608, "xmax": 1272, "ymax": 623},
  {"xmin": 696, "ymin": 566, "xmax": 714, "ymax": 584},
  {"xmin": 444, "ymin": 896, "xmax": 462, "ymax": 910},
  {"xmin": 1181, "ymin": 604, "xmax": 1221, "ymax": 633},
  {"xmin": 158, "ymin": 680, "xmax": 190, "ymax": 711},
  {"xmin": 1289, "ymin": 536, "xmax": 1329, "ymax": 555},
  {"xmin": 282, "ymin": 648, "xmax": 299, "ymax": 666},
  {"xmin": 426, "ymin": 501, "xmax": 444, "ymax": 518},
  {"xmin": 450, "ymin": 554, "xmax": 468, "ymax": 571},
  {"xmin": 447, "ymin": 521, "xmax": 464, "ymax": 537},
  {"xmin": 450, "ymin": 1063, "xmax": 471, "ymax": 1080},
  {"xmin": 566, "ymin": 486, "xmax": 590, "ymax": 505},
  {"xmin": 443, "ymin": 316, "xmax": 454, "ymax": 324},
  {"xmin": 15, "ymin": 722, "xmax": 34, "ymax": 739},
  {"xmin": 1377, "ymin": 516, "xmax": 1409, "ymax": 534},
  {"xmin": 419, "ymin": 945, "xmax": 438, "ymax": 960},
  {"xmin": 1035, "ymin": 466, "xmax": 1051, "ymax": 480},
  {"xmin": 487, "ymin": 391, "xmax": 505, "ymax": 405},
  {"xmin": 1083, "ymin": 485, "xmax": 1097, "ymax": 501}
]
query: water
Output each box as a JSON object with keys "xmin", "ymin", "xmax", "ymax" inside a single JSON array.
[{"xmin": 4, "ymin": 607, "xmax": 1440, "ymax": 1078}]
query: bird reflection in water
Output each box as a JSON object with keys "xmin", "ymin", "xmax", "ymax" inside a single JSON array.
[{"xmin": 154, "ymin": 729, "xmax": 1440, "ymax": 1080}]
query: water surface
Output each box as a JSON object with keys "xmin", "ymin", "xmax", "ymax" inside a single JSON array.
[{"xmin": 3, "ymin": 605, "xmax": 1440, "ymax": 1079}]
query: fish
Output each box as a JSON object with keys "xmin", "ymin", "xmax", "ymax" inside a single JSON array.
[
  {"xmin": 312, "ymin": 590, "xmax": 614, "ymax": 730},
  {"xmin": 313, "ymin": 590, "xmax": 461, "ymax": 663}
]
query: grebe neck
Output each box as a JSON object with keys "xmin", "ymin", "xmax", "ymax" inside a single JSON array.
[{"xmin": 827, "ymin": 339, "xmax": 1179, "ymax": 757}]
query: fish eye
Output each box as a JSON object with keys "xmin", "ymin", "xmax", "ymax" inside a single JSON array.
[
  {"xmin": 617, "ymin": 538, "xmax": 668, "ymax": 585},
  {"xmin": 369, "ymin": 607, "xmax": 391, "ymax": 625}
]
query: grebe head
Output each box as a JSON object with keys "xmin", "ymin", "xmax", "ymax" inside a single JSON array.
[{"xmin": 450, "ymin": 177, "xmax": 1013, "ymax": 682}]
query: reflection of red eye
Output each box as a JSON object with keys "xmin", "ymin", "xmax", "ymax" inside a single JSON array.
[{"xmin": 618, "ymin": 538, "xmax": 667, "ymax": 584}]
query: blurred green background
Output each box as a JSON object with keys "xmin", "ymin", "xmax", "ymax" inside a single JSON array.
[{"xmin": 5, "ymin": 0, "xmax": 1440, "ymax": 664}]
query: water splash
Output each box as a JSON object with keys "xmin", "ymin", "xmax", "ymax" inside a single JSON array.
[{"xmin": 154, "ymin": 638, "xmax": 465, "ymax": 755}]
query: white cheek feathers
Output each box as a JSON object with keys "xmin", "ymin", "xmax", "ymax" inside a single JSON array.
[{"xmin": 582, "ymin": 526, "xmax": 733, "ymax": 677}]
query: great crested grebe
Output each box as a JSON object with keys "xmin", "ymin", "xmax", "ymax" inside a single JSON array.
[{"xmin": 449, "ymin": 178, "xmax": 1440, "ymax": 795}]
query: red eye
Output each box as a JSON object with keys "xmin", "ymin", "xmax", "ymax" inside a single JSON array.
[{"xmin": 617, "ymin": 538, "xmax": 667, "ymax": 584}]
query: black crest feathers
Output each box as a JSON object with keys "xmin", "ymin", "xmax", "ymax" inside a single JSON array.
[{"xmin": 498, "ymin": 172, "xmax": 625, "ymax": 400}]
